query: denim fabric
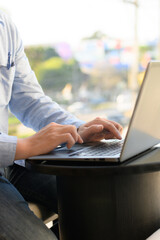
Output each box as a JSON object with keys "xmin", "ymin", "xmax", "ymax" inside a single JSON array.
[
  {"xmin": 0, "ymin": 175, "xmax": 57, "ymax": 240},
  {"xmin": 5, "ymin": 164, "xmax": 58, "ymax": 212}
]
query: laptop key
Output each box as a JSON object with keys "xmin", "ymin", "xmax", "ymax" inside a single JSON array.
[{"xmin": 69, "ymin": 140, "xmax": 124, "ymax": 157}]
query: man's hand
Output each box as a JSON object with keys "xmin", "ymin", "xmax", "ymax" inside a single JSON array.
[
  {"xmin": 15, "ymin": 122, "xmax": 83, "ymax": 160},
  {"xmin": 77, "ymin": 117, "xmax": 123, "ymax": 143}
]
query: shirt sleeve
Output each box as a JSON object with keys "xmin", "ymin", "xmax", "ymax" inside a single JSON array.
[
  {"xmin": 9, "ymin": 19, "xmax": 85, "ymax": 132},
  {"xmin": 0, "ymin": 132, "xmax": 17, "ymax": 168}
]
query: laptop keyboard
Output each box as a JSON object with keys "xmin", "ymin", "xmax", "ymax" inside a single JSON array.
[{"xmin": 69, "ymin": 139, "xmax": 124, "ymax": 157}]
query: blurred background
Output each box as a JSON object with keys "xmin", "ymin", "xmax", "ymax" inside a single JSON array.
[{"xmin": 1, "ymin": 0, "xmax": 160, "ymax": 137}]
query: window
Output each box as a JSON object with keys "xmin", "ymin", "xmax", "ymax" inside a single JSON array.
[{"xmin": 1, "ymin": 0, "xmax": 159, "ymax": 136}]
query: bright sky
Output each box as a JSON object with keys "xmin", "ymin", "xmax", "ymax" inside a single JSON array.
[{"xmin": 0, "ymin": 0, "xmax": 159, "ymax": 47}]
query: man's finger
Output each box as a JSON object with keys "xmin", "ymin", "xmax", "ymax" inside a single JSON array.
[
  {"xmin": 84, "ymin": 125, "xmax": 104, "ymax": 136},
  {"xmin": 59, "ymin": 125, "xmax": 78, "ymax": 142},
  {"xmin": 59, "ymin": 133, "xmax": 75, "ymax": 149},
  {"xmin": 107, "ymin": 120, "xmax": 123, "ymax": 133},
  {"xmin": 94, "ymin": 120, "xmax": 122, "ymax": 139}
]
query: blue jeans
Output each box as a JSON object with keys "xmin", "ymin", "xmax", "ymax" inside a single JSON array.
[{"xmin": 0, "ymin": 164, "xmax": 58, "ymax": 240}]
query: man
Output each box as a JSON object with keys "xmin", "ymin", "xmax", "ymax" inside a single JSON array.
[{"xmin": 0, "ymin": 10, "xmax": 122, "ymax": 240}]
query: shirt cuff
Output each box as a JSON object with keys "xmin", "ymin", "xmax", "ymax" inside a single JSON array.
[{"xmin": 0, "ymin": 132, "xmax": 17, "ymax": 168}]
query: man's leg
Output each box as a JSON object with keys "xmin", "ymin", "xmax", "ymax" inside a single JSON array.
[
  {"xmin": 0, "ymin": 174, "xmax": 57, "ymax": 240},
  {"xmin": 5, "ymin": 164, "xmax": 59, "ymax": 237},
  {"xmin": 5, "ymin": 164, "xmax": 58, "ymax": 213}
]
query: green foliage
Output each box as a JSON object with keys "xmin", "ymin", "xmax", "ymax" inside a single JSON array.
[
  {"xmin": 35, "ymin": 57, "xmax": 87, "ymax": 91},
  {"xmin": 25, "ymin": 46, "xmax": 59, "ymax": 70},
  {"xmin": 24, "ymin": 45, "xmax": 88, "ymax": 92},
  {"xmin": 8, "ymin": 116, "xmax": 20, "ymax": 125},
  {"xmin": 139, "ymin": 45, "xmax": 154, "ymax": 53},
  {"xmin": 8, "ymin": 116, "xmax": 20, "ymax": 136},
  {"xmin": 8, "ymin": 125, "xmax": 18, "ymax": 136}
]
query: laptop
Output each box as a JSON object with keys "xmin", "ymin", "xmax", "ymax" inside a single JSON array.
[{"xmin": 28, "ymin": 61, "xmax": 160, "ymax": 163}]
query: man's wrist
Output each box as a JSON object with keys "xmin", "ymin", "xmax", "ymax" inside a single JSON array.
[{"xmin": 15, "ymin": 138, "xmax": 32, "ymax": 160}]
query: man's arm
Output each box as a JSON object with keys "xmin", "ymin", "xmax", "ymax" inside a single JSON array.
[
  {"xmin": 0, "ymin": 12, "xmax": 122, "ymax": 167},
  {"xmin": 0, "ymin": 11, "xmax": 84, "ymax": 167},
  {"xmin": 8, "ymin": 19, "xmax": 122, "ymax": 161},
  {"xmin": 15, "ymin": 123, "xmax": 83, "ymax": 160},
  {"xmin": 15, "ymin": 118, "xmax": 122, "ymax": 160},
  {"xmin": 8, "ymin": 14, "xmax": 122, "ymax": 140},
  {"xmin": 9, "ymin": 23, "xmax": 84, "ymax": 132}
]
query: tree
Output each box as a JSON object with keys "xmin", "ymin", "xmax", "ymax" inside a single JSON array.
[
  {"xmin": 35, "ymin": 57, "xmax": 88, "ymax": 93},
  {"xmin": 25, "ymin": 46, "xmax": 59, "ymax": 70}
]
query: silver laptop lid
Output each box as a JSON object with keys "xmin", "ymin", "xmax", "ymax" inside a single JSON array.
[{"xmin": 120, "ymin": 61, "xmax": 160, "ymax": 162}]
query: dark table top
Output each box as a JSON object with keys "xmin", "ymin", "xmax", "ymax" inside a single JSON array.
[{"xmin": 25, "ymin": 146, "xmax": 160, "ymax": 176}]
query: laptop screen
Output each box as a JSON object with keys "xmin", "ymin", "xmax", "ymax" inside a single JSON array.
[{"xmin": 120, "ymin": 61, "xmax": 160, "ymax": 161}]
